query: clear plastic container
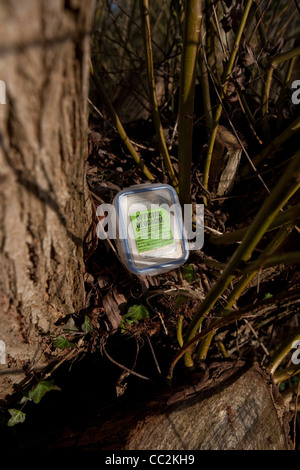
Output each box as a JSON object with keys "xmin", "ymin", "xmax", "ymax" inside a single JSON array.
[{"xmin": 113, "ymin": 183, "xmax": 189, "ymax": 276}]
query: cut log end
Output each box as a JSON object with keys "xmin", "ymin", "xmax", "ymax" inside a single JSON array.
[{"xmin": 48, "ymin": 361, "xmax": 293, "ymax": 450}]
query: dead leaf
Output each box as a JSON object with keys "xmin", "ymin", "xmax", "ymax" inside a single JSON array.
[
  {"xmin": 116, "ymin": 370, "xmax": 131, "ymax": 397},
  {"xmin": 216, "ymin": 125, "xmax": 244, "ymax": 150},
  {"xmin": 265, "ymin": 38, "xmax": 285, "ymax": 57},
  {"xmin": 221, "ymin": 1, "xmax": 243, "ymax": 33},
  {"xmin": 97, "ymin": 275, "xmax": 111, "ymax": 289},
  {"xmin": 84, "ymin": 273, "xmax": 95, "ymax": 284},
  {"xmin": 225, "ymin": 67, "xmax": 245, "ymax": 102},
  {"xmin": 113, "ymin": 289, "xmax": 127, "ymax": 308},
  {"xmin": 217, "ymin": 148, "xmax": 242, "ymax": 196},
  {"xmin": 102, "ymin": 291, "xmax": 123, "ymax": 330},
  {"xmin": 240, "ymin": 42, "xmax": 256, "ymax": 67},
  {"xmin": 147, "ymin": 276, "xmax": 161, "ymax": 287}
]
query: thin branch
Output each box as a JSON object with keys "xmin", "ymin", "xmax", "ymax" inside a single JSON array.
[
  {"xmin": 197, "ymin": 222, "xmax": 294, "ymax": 359},
  {"xmin": 103, "ymin": 345, "xmax": 156, "ymax": 383},
  {"xmin": 209, "ymin": 202, "xmax": 300, "ymax": 245},
  {"xmin": 178, "ymin": 0, "xmax": 202, "ymax": 206},
  {"xmin": 241, "ymin": 114, "xmax": 300, "ymax": 178},
  {"xmin": 268, "ymin": 326, "xmax": 300, "ymax": 375},
  {"xmin": 139, "ymin": 0, "xmax": 178, "ymax": 190},
  {"xmin": 167, "ymin": 289, "xmax": 300, "ymax": 380},
  {"xmin": 90, "ymin": 61, "xmax": 155, "ymax": 181},
  {"xmin": 183, "ymin": 149, "xmax": 300, "ymax": 368},
  {"xmin": 261, "ymin": 46, "xmax": 300, "ymax": 140},
  {"xmin": 203, "ymin": 0, "xmax": 253, "ymax": 192}
]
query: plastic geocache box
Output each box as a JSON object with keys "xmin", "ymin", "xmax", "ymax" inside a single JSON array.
[{"xmin": 113, "ymin": 183, "xmax": 189, "ymax": 276}]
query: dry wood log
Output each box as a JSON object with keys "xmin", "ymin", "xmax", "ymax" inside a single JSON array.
[{"xmin": 47, "ymin": 361, "xmax": 292, "ymax": 450}]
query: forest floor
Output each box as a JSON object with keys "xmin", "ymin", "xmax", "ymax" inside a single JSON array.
[{"xmin": 1, "ymin": 107, "xmax": 300, "ymax": 450}]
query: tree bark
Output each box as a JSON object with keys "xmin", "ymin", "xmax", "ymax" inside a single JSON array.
[
  {"xmin": 46, "ymin": 361, "xmax": 292, "ymax": 450},
  {"xmin": 0, "ymin": 0, "xmax": 95, "ymax": 401}
]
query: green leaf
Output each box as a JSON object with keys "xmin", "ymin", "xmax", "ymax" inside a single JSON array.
[
  {"xmin": 121, "ymin": 305, "xmax": 150, "ymax": 332},
  {"xmin": 7, "ymin": 409, "xmax": 26, "ymax": 427},
  {"xmin": 263, "ymin": 293, "xmax": 273, "ymax": 300},
  {"xmin": 182, "ymin": 265, "xmax": 197, "ymax": 283},
  {"xmin": 291, "ymin": 375, "xmax": 299, "ymax": 386},
  {"xmin": 19, "ymin": 395, "xmax": 29, "ymax": 405},
  {"xmin": 53, "ymin": 336, "xmax": 75, "ymax": 350},
  {"xmin": 174, "ymin": 294, "xmax": 189, "ymax": 309},
  {"xmin": 28, "ymin": 379, "xmax": 61, "ymax": 404},
  {"xmin": 279, "ymin": 382, "xmax": 286, "ymax": 392},
  {"xmin": 81, "ymin": 315, "xmax": 93, "ymax": 333}
]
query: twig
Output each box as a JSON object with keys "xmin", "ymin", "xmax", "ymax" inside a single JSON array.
[
  {"xmin": 197, "ymin": 222, "xmax": 294, "ymax": 359},
  {"xmin": 183, "ymin": 149, "xmax": 300, "ymax": 368},
  {"xmin": 90, "ymin": 61, "xmax": 155, "ymax": 181},
  {"xmin": 201, "ymin": 39, "xmax": 271, "ymax": 197},
  {"xmin": 167, "ymin": 288, "xmax": 300, "ymax": 380},
  {"xmin": 88, "ymin": 97, "xmax": 156, "ymax": 152},
  {"xmin": 261, "ymin": 46, "xmax": 300, "ymax": 140},
  {"xmin": 242, "ymin": 250, "xmax": 300, "ymax": 273},
  {"xmin": 295, "ymin": 0, "xmax": 300, "ymax": 14},
  {"xmin": 218, "ymin": 341, "xmax": 228, "ymax": 358},
  {"xmin": 145, "ymin": 295, "xmax": 169, "ymax": 335},
  {"xmin": 241, "ymin": 114, "xmax": 300, "ymax": 178},
  {"xmin": 273, "ymin": 364, "xmax": 300, "ymax": 384},
  {"xmin": 203, "ymin": 0, "xmax": 253, "ymax": 192},
  {"xmin": 268, "ymin": 326, "xmax": 300, "ymax": 375},
  {"xmin": 177, "ymin": 315, "xmax": 184, "ymax": 347},
  {"xmin": 276, "ymin": 56, "xmax": 297, "ymax": 131},
  {"xmin": 243, "ymin": 318, "xmax": 270, "ymax": 357},
  {"xmin": 249, "ymin": 0, "xmax": 272, "ymax": 45},
  {"xmin": 178, "ymin": 0, "xmax": 202, "ymax": 206},
  {"xmin": 209, "ymin": 202, "xmax": 300, "ymax": 245},
  {"xmin": 139, "ymin": 0, "xmax": 178, "ymax": 191},
  {"xmin": 146, "ymin": 334, "xmax": 162, "ymax": 376},
  {"xmin": 103, "ymin": 345, "xmax": 156, "ymax": 383},
  {"xmin": 237, "ymin": 90, "xmax": 263, "ymax": 145},
  {"xmin": 198, "ymin": 22, "xmax": 213, "ymax": 138}
]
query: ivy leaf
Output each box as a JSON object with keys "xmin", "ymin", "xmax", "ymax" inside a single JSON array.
[
  {"xmin": 81, "ymin": 315, "xmax": 93, "ymax": 333},
  {"xmin": 121, "ymin": 305, "xmax": 150, "ymax": 333},
  {"xmin": 7, "ymin": 409, "xmax": 26, "ymax": 427},
  {"xmin": 19, "ymin": 395, "xmax": 29, "ymax": 405},
  {"xmin": 263, "ymin": 293, "xmax": 273, "ymax": 300},
  {"xmin": 28, "ymin": 379, "xmax": 61, "ymax": 404},
  {"xmin": 53, "ymin": 336, "xmax": 75, "ymax": 350},
  {"xmin": 182, "ymin": 265, "xmax": 197, "ymax": 283}
]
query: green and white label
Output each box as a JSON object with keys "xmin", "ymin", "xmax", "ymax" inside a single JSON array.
[{"xmin": 130, "ymin": 208, "xmax": 174, "ymax": 253}]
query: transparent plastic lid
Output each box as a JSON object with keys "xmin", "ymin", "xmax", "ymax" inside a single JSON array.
[{"xmin": 113, "ymin": 183, "xmax": 189, "ymax": 276}]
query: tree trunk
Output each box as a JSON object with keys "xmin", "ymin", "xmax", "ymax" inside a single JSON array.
[{"xmin": 0, "ymin": 0, "xmax": 95, "ymax": 401}]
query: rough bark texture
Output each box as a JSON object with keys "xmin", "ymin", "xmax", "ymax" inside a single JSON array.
[
  {"xmin": 47, "ymin": 361, "xmax": 292, "ymax": 450},
  {"xmin": 0, "ymin": 0, "xmax": 95, "ymax": 401}
]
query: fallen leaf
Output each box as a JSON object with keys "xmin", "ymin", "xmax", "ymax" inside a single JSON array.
[
  {"xmin": 225, "ymin": 67, "xmax": 245, "ymax": 102},
  {"xmin": 103, "ymin": 291, "xmax": 123, "ymax": 330},
  {"xmin": 240, "ymin": 42, "xmax": 256, "ymax": 67},
  {"xmin": 7, "ymin": 409, "xmax": 26, "ymax": 427}
]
